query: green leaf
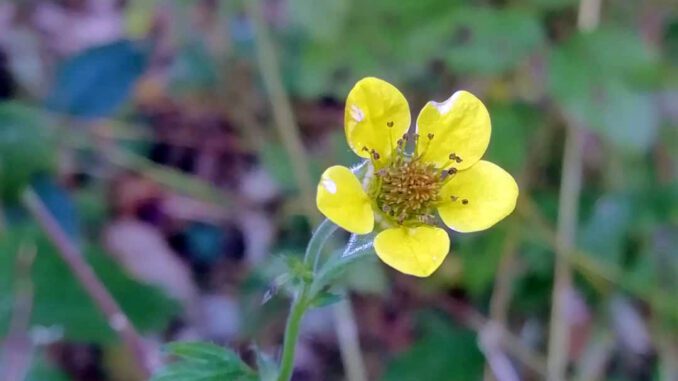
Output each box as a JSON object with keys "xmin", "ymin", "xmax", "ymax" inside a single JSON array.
[
  {"xmin": 46, "ymin": 40, "xmax": 147, "ymax": 118},
  {"xmin": 288, "ymin": 0, "xmax": 350, "ymax": 42},
  {"xmin": 485, "ymin": 103, "xmax": 542, "ymax": 173},
  {"xmin": 309, "ymin": 290, "xmax": 343, "ymax": 308},
  {"xmin": 312, "ymin": 234, "xmax": 376, "ymax": 294},
  {"xmin": 152, "ymin": 342, "xmax": 256, "ymax": 381},
  {"xmin": 282, "ymin": 254, "xmax": 314, "ymax": 283},
  {"xmin": 548, "ymin": 26, "xmax": 660, "ymax": 154},
  {"xmin": 0, "ymin": 225, "xmax": 178, "ymax": 342},
  {"xmin": 443, "ymin": 7, "xmax": 544, "ymax": 74},
  {"xmin": 26, "ymin": 351, "xmax": 72, "ymax": 381},
  {"xmin": 456, "ymin": 226, "xmax": 508, "ymax": 298},
  {"xmin": 168, "ymin": 42, "xmax": 219, "ymax": 94},
  {"xmin": 579, "ymin": 194, "xmax": 633, "ymax": 265},
  {"xmin": 259, "ymin": 141, "xmax": 321, "ymax": 194},
  {"xmin": 0, "ymin": 102, "xmax": 55, "ymax": 201},
  {"xmin": 381, "ymin": 311, "xmax": 484, "ymax": 381},
  {"xmin": 523, "ymin": 0, "xmax": 577, "ymax": 10}
]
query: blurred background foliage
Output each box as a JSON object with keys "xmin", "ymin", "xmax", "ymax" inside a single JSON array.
[{"xmin": 0, "ymin": 0, "xmax": 676, "ymax": 380}]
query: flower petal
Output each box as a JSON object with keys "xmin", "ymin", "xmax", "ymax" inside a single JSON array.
[
  {"xmin": 415, "ymin": 90, "xmax": 490, "ymax": 170},
  {"xmin": 374, "ymin": 226, "xmax": 450, "ymax": 277},
  {"xmin": 345, "ymin": 77, "xmax": 411, "ymax": 163},
  {"xmin": 438, "ymin": 160, "xmax": 518, "ymax": 233},
  {"xmin": 316, "ymin": 165, "xmax": 374, "ymax": 234}
]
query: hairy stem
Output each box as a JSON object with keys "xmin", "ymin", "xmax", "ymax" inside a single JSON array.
[
  {"xmin": 247, "ymin": 2, "xmax": 368, "ymax": 380},
  {"xmin": 277, "ymin": 287, "xmax": 311, "ymax": 381},
  {"xmin": 21, "ymin": 188, "xmax": 152, "ymax": 378},
  {"xmin": 277, "ymin": 219, "xmax": 337, "ymax": 381}
]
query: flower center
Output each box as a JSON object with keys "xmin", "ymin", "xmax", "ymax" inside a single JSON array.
[
  {"xmin": 373, "ymin": 156, "xmax": 442, "ymax": 225},
  {"xmin": 363, "ymin": 130, "xmax": 469, "ymax": 226}
]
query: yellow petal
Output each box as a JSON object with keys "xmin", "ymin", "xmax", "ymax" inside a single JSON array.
[
  {"xmin": 345, "ymin": 77, "xmax": 411, "ymax": 163},
  {"xmin": 316, "ymin": 165, "xmax": 374, "ymax": 234},
  {"xmin": 438, "ymin": 160, "xmax": 518, "ymax": 233},
  {"xmin": 415, "ymin": 90, "xmax": 490, "ymax": 170},
  {"xmin": 374, "ymin": 226, "xmax": 450, "ymax": 277}
]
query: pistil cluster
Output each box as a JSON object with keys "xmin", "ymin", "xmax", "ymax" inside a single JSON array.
[
  {"xmin": 362, "ymin": 131, "xmax": 471, "ymax": 226},
  {"xmin": 375, "ymin": 154, "xmax": 441, "ymax": 225}
]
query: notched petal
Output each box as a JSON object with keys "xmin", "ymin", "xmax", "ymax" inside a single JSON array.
[
  {"xmin": 345, "ymin": 77, "xmax": 411, "ymax": 162},
  {"xmin": 374, "ymin": 226, "xmax": 450, "ymax": 277},
  {"xmin": 316, "ymin": 166, "xmax": 374, "ymax": 234},
  {"xmin": 415, "ymin": 90, "xmax": 491, "ymax": 170},
  {"xmin": 438, "ymin": 160, "xmax": 518, "ymax": 233}
]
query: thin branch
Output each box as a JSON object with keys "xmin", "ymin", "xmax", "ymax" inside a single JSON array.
[
  {"xmin": 248, "ymin": 0, "xmax": 318, "ymax": 223},
  {"xmin": 479, "ymin": 323, "xmax": 521, "ymax": 381},
  {"xmin": 403, "ymin": 283, "xmax": 548, "ymax": 378},
  {"xmin": 21, "ymin": 188, "xmax": 152, "ymax": 378},
  {"xmin": 1, "ymin": 241, "xmax": 36, "ymax": 381},
  {"xmin": 441, "ymin": 296, "xmax": 548, "ymax": 378},
  {"xmin": 547, "ymin": 122, "xmax": 584, "ymax": 381},
  {"xmin": 547, "ymin": 1, "xmax": 601, "ymax": 379},
  {"xmin": 517, "ymin": 196, "xmax": 678, "ymax": 319}
]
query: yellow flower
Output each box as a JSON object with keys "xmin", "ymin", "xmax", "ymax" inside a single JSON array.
[{"xmin": 316, "ymin": 77, "xmax": 518, "ymax": 277}]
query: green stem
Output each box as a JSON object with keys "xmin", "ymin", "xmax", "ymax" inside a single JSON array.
[
  {"xmin": 277, "ymin": 219, "xmax": 337, "ymax": 381},
  {"xmin": 277, "ymin": 287, "xmax": 310, "ymax": 381}
]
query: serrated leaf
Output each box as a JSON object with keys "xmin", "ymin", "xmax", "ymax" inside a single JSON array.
[{"xmin": 152, "ymin": 342, "xmax": 256, "ymax": 381}]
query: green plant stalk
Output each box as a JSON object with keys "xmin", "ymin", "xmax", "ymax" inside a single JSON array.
[
  {"xmin": 247, "ymin": 1, "xmax": 368, "ymax": 380},
  {"xmin": 277, "ymin": 287, "xmax": 310, "ymax": 381},
  {"xmin": 277, "ymin": 219, "xmax": 337, "ymax": 381}
]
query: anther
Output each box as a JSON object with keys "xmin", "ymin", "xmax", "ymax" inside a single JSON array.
[
  {"xmin": 362, "ymin": 146, "xmax": 369, "ymax": 152},
  {"xmin": 462, "ymin": 199, "xmax": 469, "ymax": 205},
  {"xmin": 387, "ymin": 121, "xmax": 394, "ymax": 127},
  {"xmin": 427, "ymin": 133, "xmax": 434, "ymax": 140},
  {"xmin": 450, "ymin": 195, "xmax": 458, "ymax": 201},
  {"xmin": 371, "ymin": 150, "xmax": 380, "ymax": 160},
  {"xmin": 447, "ymin": 168, "xmax": 457, "ymax": 175}
]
